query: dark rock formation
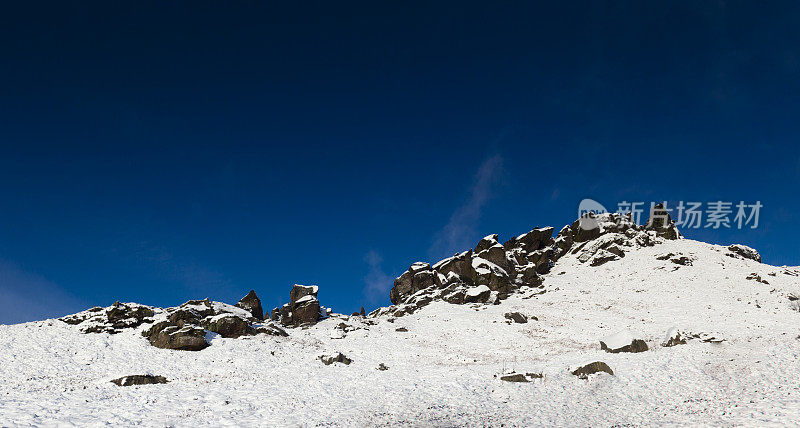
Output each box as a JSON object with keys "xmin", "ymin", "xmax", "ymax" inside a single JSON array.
[
  {"xmin": 378, "ymin": 363, "xmax": 389, "ymax": 371},
  {"xmin": 145, "ymin": 322, "xmax": 209, "ymax": 351},
  {"xmin": 203, "ymin": 314, "xmax": 255, "ymax": 338},
  {"xmin": 500, "ymin": 372, "xmax": 542, "ymax": 382},
  {"xmin": 60, "ymin": 302, "xmax": 155, "ymax": 334},
  {"xmin": 380, "ymin": 212, "xmax": 683, "ymax": 318},
  {"xmin": 504, "ymin": 312, "xmax": 528, "ymax": 324},
  {"xmin": 111, "ymin": 375, "xmax": 168, "ymax": 386},
  {"xmin": 236, "ymin": 290, "xmax": 264, "ymax": 320},
  {"xmin": 646, "ymin": 203, "xmax": 682, "ymax": 240},
  {"xmin": 601, "ymin": 338, "xmax": 649, "ymax": 353},
  {"xmin": 572, "ymin": 362, "xmax": 614, "ymax": 379},
  {"xmin": 728, "ymin": 244, "xmax": 761, "ymax": 263},
  {"xmin": 272, "ymin": 285, "xmax": 329, "ymax": 327}
]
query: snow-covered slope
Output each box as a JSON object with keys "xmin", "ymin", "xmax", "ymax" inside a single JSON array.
[{"xmin": 1, "ymin": 237, "xmax": 800, "ymax": 426}]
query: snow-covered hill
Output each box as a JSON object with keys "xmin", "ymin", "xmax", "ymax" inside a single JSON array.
[{"xmin": 1, "ymin": 216, "xmax": 799, "ymax": 426}]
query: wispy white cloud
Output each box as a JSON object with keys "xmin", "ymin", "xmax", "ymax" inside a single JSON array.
[
  {"xmin": 428, "ymin": 154, "xmax": 504, "ymax": 260},
  {"xmin": 0, "ymin": 260, "xmax": 85, "ymax": 325},
  {"xmin": 362, "ymin": 250, "xmax": 393, "ymax": 303}
]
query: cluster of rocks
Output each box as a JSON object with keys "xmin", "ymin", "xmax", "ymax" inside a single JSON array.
[
  {"xmin": 60, "ymin": 302, "xmax": 155, "ymax": 334},
  {"xmin": 727, "ymin": 244, "xmax": 762, "ymax": 263},
  {"xmin": 383, "ymin": 208, "xmax": 681, "ymax": 316},
  {"xmin": 61, "ymin": 290, "xmax": 288, "ymax": 352},
  {"xmin": 270, "ymin": 284, "xmax": 331, "ymax": 327}
]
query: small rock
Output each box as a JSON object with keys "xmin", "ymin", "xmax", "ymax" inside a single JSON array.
[
  {"xmin": 571, "ymin": 362, "xmax": 614, "ymax": 379},
  {"xmin": 319, "ymin": 353, "xmax": 352, "ymax": 365},
  {"xmin": 395, "ymin": 327, "xmax": 408, "ymax": 332},
  {"xmin": 504, "ymin": 312, "xmax": 528, "ymax": 324},
  {"xmin": 500, "ymin": 373, "xmax": 528, "ymax": 382},
  {"xmin": 111, "ymin": 375, "xmax": 168, "ymax": 386},
  {"xmin": 378, "ymin": 363, "xmax": 389, "ymax": 371}
]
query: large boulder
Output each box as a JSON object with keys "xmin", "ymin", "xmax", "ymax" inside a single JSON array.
[
  {"xmin": 273, "ymin": 284, "xmax": 328, "ymax": 327},
  {"xmin": 145, "ymin": 323, "xmax": 209, "ymax": 351},
  {"xmin": 203, "ymin": 314, "xmax": 255, "ymax": 338},
  {"xmin": 236, "ymin": 290, "xmax": 264, "ymax": 320}
]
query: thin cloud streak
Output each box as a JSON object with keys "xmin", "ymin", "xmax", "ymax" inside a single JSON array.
[
  {"xmin": 362, "ymin": 250, "xmax": 393, "ymax": 303},
  {"xmin": 428, "ymin": 154, "xmax": 504, "ymax": 260}
]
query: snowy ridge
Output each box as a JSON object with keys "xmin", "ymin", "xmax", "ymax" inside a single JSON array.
[{"xmin": 1, "ymin": 214, "xmax": 800, "ymax": 426}]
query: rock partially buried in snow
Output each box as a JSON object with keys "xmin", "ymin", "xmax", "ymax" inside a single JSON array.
[
  {"xmin": 600, "ymin": 330, "xmax": 649, "ymax": 353},
  {"xmin": 663, "ymin": 327, "xmax": 688, "ymax": 347},
  {"xmin": 504, "ymin": 312, "xmax": 528, "ymax": 323},
  {"xmin": 571, "ymin": 362, "xmax": 614, "ymax": 379},
  {"xmin": 500, "ymin": 372, "xmax": 542, "ymax": 382},
  {"xmin": 319, "ymin": 353, "xmax": 352, "ymax": 365},
  {"xmin": 727, "ymin": 244, "xmax": 761, "ymax": 263},
  {"xmin": 111, "ymin": 375, "xmax": 168, "ymax": 386}
]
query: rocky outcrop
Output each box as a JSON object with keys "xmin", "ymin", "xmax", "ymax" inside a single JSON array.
[
  {"xmin": 271, "ymin": 284, "xmax": 330, "ymax": 327},
  {"xmin": 111, "ymin": 375, "xmax": 168, "ymax": 386},
  {"xmin": 60, "ymin": 302, "xmax": 155, "ymax": 334},
  {"xmin": 236, "ymin": 290, "xmax": 264, "ymax": 320},
  {"xmin": 572, "ymin": 362, "xmax": 614, "ymax": 379},
  {"xmin": 727, "ymin": 244, "xmax": 761, "ymax": 263},
  {"xmin": 383, "ymin": 210, "xmax": 682, "ymax": 317}
]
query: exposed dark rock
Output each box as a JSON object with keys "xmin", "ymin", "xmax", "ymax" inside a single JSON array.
[
  {"xmin": 500, "ymin": 373, "xmax": 528, "ymax": 382},
  {"xmin": 663, "ymin": 329, "xmax": 687, "ymax": 347},
  {"xmin": 378, "ymin": 363, "xmax": 389, "ymax": 371},
  {"xmin": 504, "ymin": 312, "xmax": 528, "ymax": 324},
  {"xmin": 671, "ymin": 256, "xmax": 693, "ymax": 266},
  {"xmin": 111, "ymin": 375, "xmax": 168, "ymax": 386},
  {"xmin": 203, "ymin": 314, "xmax": 255, "ymax": 338},
  {"xmin": 572, "ymin": 362, "xmax": 614, "ymax": 379},
  {"xmin": 146, "ymin": 323, "xmax": 209, "ymax": 351},
  {"xmin": 319, "ymin": 353, "xmax": 352, "ymax": 365},
  {"xmin": 236, "ymin": 290, "xmax": 264, "ymax": 320},
  {"xmin": 272, "ymin": 284, "xmax": 328, "ymax": 327},
  {"xmin": 728, "ymin": 244, "xmax": 761, "ymax": 263},
  {"xmin": 646, "ymin": 203, "xmax": 681, "ymax": 240},
  {"xmin": 395, "ymin": 327, "xmax": 408, "ymax": 332},
  {"xmin": 382, "ymin": 212, "xmax": 682, "ymax": 317},
  {"xmin": 601, "ymin": 339, "xmax": 649, "ymax": 353},
  {"xmin": 500, "ymin": 372, "xmax": 542, "ymax": 382},
  {"xmin": 746, "ymin": 273, "xmax": 769, "ymax": 284},
  {"xmin": 60, "ymin": 303, "xmax": 156, "ymax": 334}
]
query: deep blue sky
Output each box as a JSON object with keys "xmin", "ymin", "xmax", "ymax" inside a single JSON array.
[{"xmin": 1, "ymin": 1, "xmax": 799, "ymax": 324}]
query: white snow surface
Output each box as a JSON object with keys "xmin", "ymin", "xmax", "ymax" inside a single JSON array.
[{"xmin": 1, "ymin": 239, "xmax": 800, "ymax": 426}]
